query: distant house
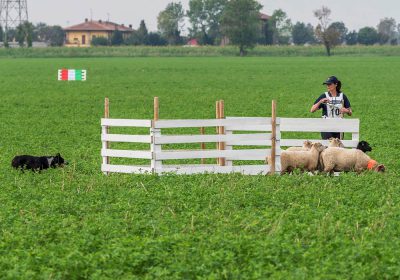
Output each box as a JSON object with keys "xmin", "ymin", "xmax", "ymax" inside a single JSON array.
[{"xmin": 64, "ymin": 19, "xmax": 134, "ymax": 47}]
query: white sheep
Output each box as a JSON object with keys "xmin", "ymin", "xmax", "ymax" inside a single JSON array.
[
  {"xmin": 280, "ymin": 142, "xmax": 325, "ymax": 174},
  {"xmin": 320, "ymin": 147, "xmax": 385, "ymax": 173},
  {"xmin": 286, "ymin": 140, "xmax": 312, "ymax": 151},
  {"xmin": 318, "ymin": 138, "xmax": 345, "ymax": 171},
  {"xmin": 328, "ymin": 138, "xmax": 344, "ymax": 148}
]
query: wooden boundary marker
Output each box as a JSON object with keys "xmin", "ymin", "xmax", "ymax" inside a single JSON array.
[
  {"xmin": 102, "ymin": 97, "xmax": 110, "ymax": 175},
  {"xmin": 269, "ymin": 100, "xmax": 277, "ymax": 175},
  {"xmin": 216, "ymin": 101, "xmax": 220, "ymax": 164},
  {"xmin": 151, "ymin": 97, "xmax": 161, "ymax": 173},
  {"xmin": 218, "ymin": 100, "xmax": 225, "ymax": 166}
]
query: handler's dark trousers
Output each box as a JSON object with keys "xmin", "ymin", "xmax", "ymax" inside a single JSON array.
[{"xmin": 321, "ymin": 132, "xmax": 341, "ymax": 140}]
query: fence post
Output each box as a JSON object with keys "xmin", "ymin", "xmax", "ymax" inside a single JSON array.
[
  {"xmin": 351, "ymin": 119, "xmax": 360, "ymax": 149},
  {"xmin": 102, "ymin": 97, "xmax": 110, "ymax": 175},
  {"xmin": 269, "ymin": 100, "xmax": 277, "ymax": 175},
  {"xmin": 200, "ymin": 127, "xmax": 206, "ymax": 164},
  {"xmin": 151, "ymin": 97, "xmax": 162, "ymax": 174},
  {"xmin": 219, "ymin": 100, "xmax": 226, "ymax": 166},
  {"xmin": 216, "ymin": 101, "xmax": 220, "ymax": 165}
]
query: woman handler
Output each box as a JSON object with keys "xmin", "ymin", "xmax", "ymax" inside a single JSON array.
[{"xmin": 310, "ymin": 76, "xmax": 352, "ymax": 140}]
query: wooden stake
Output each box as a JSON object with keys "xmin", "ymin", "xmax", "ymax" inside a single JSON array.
[
  {"xmin": 104, "ymin": 97, "xmax": 110, "ymax": 175},
  {"xmin": 216, "ymin": 101, "xmax": 220, "ymax": 165},
  {"xmin": 219, "ymin": 100, "xmax": 225, "ymax": 166},
  {"xmin": 105, "ymin": 97, "xmax": 109, "ymax": 151},
  {"xmin": 154, "ymin": 97, "xmax": 159, "ymax": 125},
  {"xmin": 151, "ymin": 97, "xmax": 161, "ymax": 174},
  {"xmin": 270, "ymin": 100, "xmax": 277, "ymax": 175},
  {"xmin": 200, "ymin": 127, "xmax": 206, "ymax": 164}
]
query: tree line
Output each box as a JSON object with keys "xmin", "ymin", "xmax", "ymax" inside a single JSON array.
[
  {"xmin": 1, "ymin": 0, "xmax": 399, "ymax": 56},
  {"xmin": 0, "ymin": 22, "xmax": 64, "ymax": 47}
]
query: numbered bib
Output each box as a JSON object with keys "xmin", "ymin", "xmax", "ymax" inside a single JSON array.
[{"xmin": 325, "ymin": 92, "xmax": 344, "ymax": 118}]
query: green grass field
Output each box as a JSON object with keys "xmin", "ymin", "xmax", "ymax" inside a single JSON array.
[{"xmin": 1, "ymin": 56, "xmax": 400, "ymax": 279}]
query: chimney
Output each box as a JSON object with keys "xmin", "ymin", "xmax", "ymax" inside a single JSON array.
[
  {"xmin": 129, "ymin": 24, "xmax": 132, "ymax": 29},
  {"xmin": 85, "ymin": 18, "xmax": 88, "ymax": 22},
  {"xmin": 122, "ymin": 24, "xmax": 125, "ymax": 27},
  {"xmin": 99, "ymin": 19, "xmax": 102, "ymax": 23}
]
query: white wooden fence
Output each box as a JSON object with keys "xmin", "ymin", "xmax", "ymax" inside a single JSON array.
[
  {"xmin": 279, "ymin": 117, "xmax": 360, "ymax": 148},
  {"xmin": 101, "ymin": 117, "xmax": 281, "ymax": 175},
  {"xmin": 100, "ymin": 98, "xmax": 360, "ymax": 176}
]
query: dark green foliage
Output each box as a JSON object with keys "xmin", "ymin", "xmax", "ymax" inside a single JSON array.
[
  {"xmin": 47, "ymin": 26, "xmax": 65, "ymax": 47},
  {"xmin": 269, "ymin": 9, "xmax": 292, "ymax": 45},
  {"xmin": 146, "ymin": 32, "xmax": 168, "ymax": 46},
  {"xmin": 111, "ymin": 29, "xmax": 124, "ymax": 46},
  {"xmin": 358, "ymin": 27, "xmax": 379, "ymax": 45},
  {"xmin": 91, "ymin": 37, "xmax": 109, "ymax": 46},
  {"xmin": 157, "ymin": 2, "xmax": 185, "ymax": 45},
  {"xmin": 16, "ymin": 21, "xmax": 34, "ymax": 47},
  {"xmin": 345, "ymin": 30, "xmax": 358, "ymax": 45},
  {"xmin": 259, "ymin": 19, "xmax": 274, "ymax": 45},
  {"xmin": 2, "ymin": 45, "xmax": 400, "ymax": 58},
  {"xmin": 292, "ymin": 22, "xmax": 315, "ymax": 45},
  {"xmin": 187, "ymin": 0, "xmax": 227, "ymax": 45},
  {"xmin": 126, "ymin": 20, "xmax": 149, "ymax": 46},
  {"xmin": 329, "ymin": 21, "xmax": 348, "ymax": 44},
  {"xmin": 377, "ymin": 18, "xmax": 397, "ymax": 45},
  {"xmin": 221, "ymin": 0, "xmax": 262, "ymax": 56},
  {"xmin": 0, "ymin": 25, "xmax": 3, "ymax": 42},
  {"xmin": 1, "ymin": 56, "xmax": 400, "ymax": 278}
]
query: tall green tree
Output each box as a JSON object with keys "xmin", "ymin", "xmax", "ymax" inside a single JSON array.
[
  {"xmin": 269, "ymin": 9, "xmax": 292, "ymax": 45},
  {"xmin": 0, "ymin": 25, "xmax": 3, "ymax": 42},
  {"xmin": 16, "ymin": 21, "xmax": 34, "ymax": 47},
  {"xmin": 157, "ymin": 2, "xmax": 185, "ymax": 45},
  {"xmin": 377, "ymin": 17, "xmax": 397, "ymax": 45},
  {"xmin": 329, "ymin": 21, "xmax": 347, "ymax": 44},
  {"xmin": 221, "ymin": 0, "xmax": 262, "ymax": 56},
  {"xmin": 358, "ymin": 27, "xmax": 378, "ymax": 45},
  {"xmin": 314, "ymin": 6, "xmax": 340, "ymax": 56},
  {"xmin": 137, "ymin": 20, "xmax": 148, "ymax": 38},
  {"xmin": 46, "ymin": 26, "xmax": 65, "ymax": 46},
  {"xmin": 111, "ymin": 29, "xmax": 124, "ymax": 45},
  {"xmin": 187, "ymin": 0, "xmax": 227, "ymax": 45},
  {"xmin": 126, "ymin": 20, "xmax": 149, "ymax": 45},
  {"xmin": 292, "ymin": 22, "xmax": 315, "ymax": 45},
  {"xmin": 34, "ymin": 23, "xmax": 65, "ymax": 46}
]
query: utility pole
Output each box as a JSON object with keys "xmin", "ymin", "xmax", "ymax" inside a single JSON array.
[{"xmin": 0, "ymin": 0, "xmax": 29, "ymax": 46}]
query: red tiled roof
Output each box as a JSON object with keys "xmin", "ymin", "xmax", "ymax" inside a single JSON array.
[
  {"xmin": 64, "ymin": 20, "xmax": 134, "ymax": 32},
  {"xmin": 259, "ymin": 13, "xmax": 271, "ymax": 20}
]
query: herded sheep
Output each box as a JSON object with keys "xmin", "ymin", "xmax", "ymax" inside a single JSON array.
[
  {"xmin": 320, "ymin": 147, "xmax": 385, "ymax": 173},
  {"xmin": 328, "ymin": 138, "xmax": 344, "ymax": 148},
  {"xmin": 318, "ymin": 138, "xmax": 344, "ymax": 171},
  {"xmin": 280, "ymin": 142, "xmax": 325, "ymax": 174},
  {"xmin": 357, "ymin": 141, "xmax": 372, "ymax": 153},
  {"xmin": 286, "ymin": 140, "xmax": 312, "ymax": 151}
]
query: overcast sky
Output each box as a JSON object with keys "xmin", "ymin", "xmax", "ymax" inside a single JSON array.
[{"xmin": 29, "ymin": 0, "xmax": 399, "ymax": 32}]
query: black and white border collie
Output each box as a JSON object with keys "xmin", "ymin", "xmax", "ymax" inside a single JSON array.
[{"xmin": 12, "ymin": 153, "xmax": 66, "ymax": 171}]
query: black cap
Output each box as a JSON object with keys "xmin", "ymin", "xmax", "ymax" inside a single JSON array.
[{"xmin": 323, "ymin": 76, "xmax": 339, "ymax": 85}]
